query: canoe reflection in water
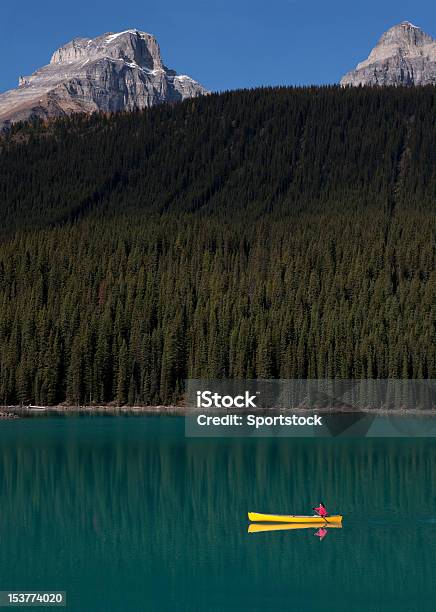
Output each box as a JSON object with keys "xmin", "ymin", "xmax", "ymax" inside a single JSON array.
[
  {"xmin": 314, "ymin": 527, "xmax": 328, "ymax": 540},
  {"xmin": 248, "ymin": 522, "xmax": 342, "ymax": 539}
]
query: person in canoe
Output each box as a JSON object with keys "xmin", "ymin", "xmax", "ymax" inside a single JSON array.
[{"xmin": 313, "ymin": 502, "xmax": 328, "ymax": 518}]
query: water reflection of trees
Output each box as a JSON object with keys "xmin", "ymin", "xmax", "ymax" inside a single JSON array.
[{"xmin": 0, "ymin": 419, "xmax": 434, "ymax": 600}]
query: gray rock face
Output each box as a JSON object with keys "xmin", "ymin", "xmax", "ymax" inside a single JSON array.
[
  {"xmin": 0, "ymin": 29, "xmax": 208, "ymax": 127},
  {"xmin": 341, "ymin": 21, "xmax": 436, "ymax": 87}
]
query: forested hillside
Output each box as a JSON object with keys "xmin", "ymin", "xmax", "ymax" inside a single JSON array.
[{"xmin": 0, "ymin": 86, "xmax": 435, "ymax": 405}]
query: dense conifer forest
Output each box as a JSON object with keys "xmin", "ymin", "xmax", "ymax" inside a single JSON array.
[{"xmin": 0, "ymin": 86, "xmax": 435, "ymax": 405}]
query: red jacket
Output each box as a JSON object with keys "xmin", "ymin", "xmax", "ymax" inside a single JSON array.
[{"xmin": 314, "ymin": 504, "xmax": 328, "ymax": 518}]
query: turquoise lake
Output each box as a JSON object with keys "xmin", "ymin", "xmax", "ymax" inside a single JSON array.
[{"xmin": 0, "ymin": 416, "xmax": 435, "ymax": 611}]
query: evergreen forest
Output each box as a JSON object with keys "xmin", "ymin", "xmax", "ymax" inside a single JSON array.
[{"xmin": 0, "ymin": 85, "xmax": 435, "ymax": 405}]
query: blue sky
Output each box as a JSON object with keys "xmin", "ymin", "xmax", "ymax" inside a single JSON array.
[{"xmin": 1, "ymin": 0, "xmax": 436, "ymax": 93}]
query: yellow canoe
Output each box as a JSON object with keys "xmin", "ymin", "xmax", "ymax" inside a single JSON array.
[
  {"xmin": 248, "ymin": 522, "xmax": 342, "ymax": 533},
  {"xmin": 248, "ymin": 512, "xmax": 342, "ymax": 524}
]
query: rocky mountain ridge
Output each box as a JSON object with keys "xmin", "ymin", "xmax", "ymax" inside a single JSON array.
[
  {"xmin": 0, "ymin": 29, "xmax": 208, "ymax": 127},
  {"xmin": 341, "ymin": 21, "xmax": 436, "ymax": 86}
]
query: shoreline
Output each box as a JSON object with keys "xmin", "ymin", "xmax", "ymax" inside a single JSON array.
[
  {"xmin": 1, "ymin": 405, "xmax": 436, "ymax": 419},
  {"xmin": 0, "ymin": 405, "xmax": 187, "ymax": 419}
]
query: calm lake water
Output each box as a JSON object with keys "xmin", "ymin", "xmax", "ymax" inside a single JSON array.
[{"xmin": 0, "ymin": 417, "xmax": 435, "ymax": 611}]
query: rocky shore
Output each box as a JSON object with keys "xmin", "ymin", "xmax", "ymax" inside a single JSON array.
[
  {"xmin": 0, "ymin": 405, "xmax": 187, "ymax": 418},
  {"xmin": 0, "ymin": 405, "xmax": 435, "ymax": 419}
]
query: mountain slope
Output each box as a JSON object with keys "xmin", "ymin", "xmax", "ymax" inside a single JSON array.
[
  {"xmin": 0, "ymin": 29, "xmax": 208, "ymax": 128},
  {"xmin": 0, "ymin": 87, "xmax": 435, "ymax": 405},
  {"xmin": 341, "ymin": 21, "xmax": 436, "ymax": 86}
]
